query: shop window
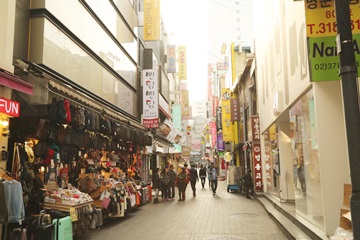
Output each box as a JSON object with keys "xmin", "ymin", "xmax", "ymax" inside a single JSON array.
[{"xmin": 289, "ymin": 88, "xmax": 324, "ymax": 228}]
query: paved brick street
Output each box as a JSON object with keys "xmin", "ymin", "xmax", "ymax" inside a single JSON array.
[{"xmin": 78, "ymin": 180, "xmax": 287, "ymax": 240}]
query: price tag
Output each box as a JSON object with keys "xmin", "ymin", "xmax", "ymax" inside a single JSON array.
[{"xmin": 69, "ymin": 207, "xmax": 78, "ymax": 222}]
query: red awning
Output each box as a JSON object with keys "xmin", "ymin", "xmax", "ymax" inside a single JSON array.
[{"xmin": 0, "ymin": 71, "xmax": 33, "ymax": 95}]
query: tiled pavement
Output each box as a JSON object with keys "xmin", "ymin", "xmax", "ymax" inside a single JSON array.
[{"xmin": 78, "ymin": 180, "xmax": 288, "ymax": 240}]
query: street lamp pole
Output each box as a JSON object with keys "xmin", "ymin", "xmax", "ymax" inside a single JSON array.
[{"xmin": 335, "ymin": 0, "xmax": 360, "ymax": 237}]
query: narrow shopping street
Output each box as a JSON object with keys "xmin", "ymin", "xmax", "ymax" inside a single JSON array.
[{"xmin": 78, "ymin": 180, "xmax": 287, "ymax": 240}]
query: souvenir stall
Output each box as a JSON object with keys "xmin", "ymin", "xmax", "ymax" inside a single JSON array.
[{"xmin": 3, "ymin": 93, "xmax": 153, "ymax": 239}]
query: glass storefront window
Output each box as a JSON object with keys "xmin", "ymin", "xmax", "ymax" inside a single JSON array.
[
  {"xmin": 289, "ymin": 88, "xmax": 324, "ymax": 228},
  {"xmin": 42, "ymin": 19, "xmax": 138, "ymax": 117},
  {"xmin": 85, "ymin": 0, "xmax": 138, "ymax": 62},
  {"xmin": 42, "ymin": 0, "xmax": 137, "ymax": 89}
]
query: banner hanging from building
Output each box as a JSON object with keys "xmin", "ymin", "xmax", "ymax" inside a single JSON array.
[
  {"xmin": 142, "ymin": 69, "xmax": 159, "ymax": 128},
  {"xmin": 304, "ymin": 0, "xmax": 360, "ymax": 82},
  {"xmin": 216, "ymin": 107, "xmax": 222, "ymax": 132},
  {"xmin": 230, "ymin": 98, "xmax": 240, "ymax": 122},
  {"xmin": 217, "ymin": 133, "xmax": 225, "ymax": 152},
  {"xmin": 167, "ymin": 45, "xmax": 176, "ymax": 73},
  {"xmin": 178, "ymin": 46, "xmax": 187, "ymax": 80},
  {"xmin": 263, "ymin": 130, "xmax": 273, "ymax": 190},
  {"xmin": 221, "ymin": 88, "xmax": 233, "ymax": 141},
  {"xmin": 181, "ymin": 90, "xmax": 190, "ymax": 117},
  {"xmin": 252, "ymin": 142, "xmax": 263, "ymax": 191},
  {"xmin": 143, "ymin": 0, "xmax": 160, "ymax": 41},
  {"xmin": 251, "ymin": 116, "xmax": 260, "ymax": 142}
]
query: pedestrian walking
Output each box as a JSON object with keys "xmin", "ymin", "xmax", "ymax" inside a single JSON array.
[
  {"xmin": 177, "ymin": 167, "xmax": 187, "ymax": 201},
  {"xmin": 244, "ymin": 169, "xmax": 253, "ymax": 199},
  {"xmin": 168, "ymin": 164, "xmax": 177, "ymax": 200},
  {"xmin": 199, "ymin": 165, "xmax": 207, "ymax": 189},
  {"xmin": 183, "ymin": 163, "xmax": 190, "ymax": 200},
  {"xmin": 152, "ymin": 168, "xmax": 161, "ymax": 203},
  {"xmin": 209, "ymin": 162, "xmax": 218, "ymax": 195},
  {"xmin": 189, "ymin": 164, "xmax": 199, "ymax": 197},
  {"xmin": 207, "ymin": 165, "xmax": 211, "ymax": 189}
]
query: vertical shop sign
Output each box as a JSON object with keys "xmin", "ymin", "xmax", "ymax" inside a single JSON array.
[
  {"xmin": 252, "ymin": 115, "xmax": 262, "ymax": 191},
  {"xmin": 263, "ymin": 130, "xmax": 273, "ymax": 190},
  {"xmin": 212, "ymin": 96, "xmax": 219, "ymax": 118},
  {"xmin": 178, "ymin": 46, "xmax": 187, "ymax": 80},
  {"xmin": 167, "ymin": 45, "xmax": 176, "ymax": 73},
  {"xmin": 216, "ymin": 107, "xmax": 222, "ymax": 132},
  {"xmin": 304, "ymin": 0, "xmax": 360, "ymax": 81},
  {"xmin": 217, "ymin": 133, "xmax": 225, "ymax": 152},
  {"xmin": 252, "ymin": 142, "xmax": 263, "ymax": 191},
  {"xmin": 181, "ymin": 90, "xmax": 190, "ymax": 117},
  {"xmin": 251, "ymin": 116, "xmax": 260, "ymax": 141},
  {"xmin": 143, "ymin": 0, "xmax": 160, "ymax": 41},
  {"xmin": 210, "ymin": 121, "xmax": 217, "ymax": 148},
  {"xmin": 231, "ymin": 98, "xmax": 240, "ymax": 122},
  {"xmin": 221, "ymin": 88, "xmax": 233, "ymax": 141},
  {"xmin": 142, "ymin": 69, "xmax": 159, "ymax": 128}
]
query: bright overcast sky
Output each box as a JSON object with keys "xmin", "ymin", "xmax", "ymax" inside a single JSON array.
[{"xmin": 161, "ymin": 0, "xmax": 209, "ymax": 102}]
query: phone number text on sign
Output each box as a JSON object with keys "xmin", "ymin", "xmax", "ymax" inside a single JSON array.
[{"xmin": 305, "ymin": 0, "xmax": 360, "ymax": 37}]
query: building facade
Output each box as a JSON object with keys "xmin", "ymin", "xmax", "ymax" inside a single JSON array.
[{"xmin": 254, "ymin": 0, "xmax": 351, "ymax": 236}]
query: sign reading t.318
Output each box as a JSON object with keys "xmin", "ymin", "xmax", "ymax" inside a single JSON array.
[{"xmin": 305, "ymin": 0, "xmax": 360, "ymax": 37}]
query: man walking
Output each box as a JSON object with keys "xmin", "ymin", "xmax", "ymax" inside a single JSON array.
[
  {"xmin": 199, "ymin": 165, "xmax": 207, "ymax": 189},
  {"xmin": 189, "ymin": 164, "xmax": 199, "ymax": 197},
  {"xmin": 209, "ymin": 162, "xmax": 218, "ymax": 195},
  {"xmin": 244, "ymin": 169, "xmax": 253, "ymax": 199}
]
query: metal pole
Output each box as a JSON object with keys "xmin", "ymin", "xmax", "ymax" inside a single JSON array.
[{"xmin": 335, "ymin": 0, "xmax": 360, "ymax": 237}]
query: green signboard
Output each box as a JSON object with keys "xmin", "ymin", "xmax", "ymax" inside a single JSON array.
[{"xmin": 308, "ymin": 35, "xmax": 360, "ymax": 82}]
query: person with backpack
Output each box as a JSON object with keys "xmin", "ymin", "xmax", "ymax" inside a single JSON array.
[{"xmin": 199, "ymin": 165, "xmax": 207, "ymax": 189}]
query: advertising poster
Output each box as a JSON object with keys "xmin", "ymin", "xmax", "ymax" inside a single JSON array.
[{"xmin": 158, "ymin": 119, "xmax": 186, "ymax": 146}]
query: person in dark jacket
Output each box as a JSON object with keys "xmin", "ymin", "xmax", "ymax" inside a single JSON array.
[
  {"xmin": 152, "ymin": 168, "xmax": 161, "ymax": 203},
  {"xmin": 189, "ymin": 164, "xmax": 199, "ymax": 197},
  {"xmin": 199, "ymin": 165, "xmax": 207, "ymax": 189},
  {"xmin": 161, "ymin": 168, "xmax": 171, "ymax": 201},
  {"xmin": 243, "ymin": 169, "xmax": 253, "ymax": 199},
  {"xmin": 168, "ymin": 164, "xmax": 177, "ymax": 200},
  {"xmin": 177, "ymin": 167, "xmax": 187, "ymax": 201}
]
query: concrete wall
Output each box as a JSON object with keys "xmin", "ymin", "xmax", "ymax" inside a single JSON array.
[
  {"xmin": 313, "ymin": 81, "xmax": 350, "ymax": 236},
  {"xmin": 0, "ymin": 1, "xmax": 16, "ymax": 72}
]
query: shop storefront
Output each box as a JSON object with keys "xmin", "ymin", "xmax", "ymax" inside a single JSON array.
[{"xmin": 289, "ymin": 88, "xmax": 324, "ymax": 228}]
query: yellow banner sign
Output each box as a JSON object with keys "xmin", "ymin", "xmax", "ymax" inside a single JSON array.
[
  {"xmin": 144, "ymin": 0, "xmax": 160, "ymax": 41},
  {"xmin": 178, "ymin": 46, "xmax": 187, "ymax": 80},
  {"xmin": 304, "ymin": 0, "xmax": 360, "ymax": 37},
  {"xmin": 221, "ymin": 88, "xmax": 233, "ymax": 142}
]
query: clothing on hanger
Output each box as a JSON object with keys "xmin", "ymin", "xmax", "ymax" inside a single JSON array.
[{"xmin": 3, "ymin": 179, "xmax": 25, "ymax": 224}]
